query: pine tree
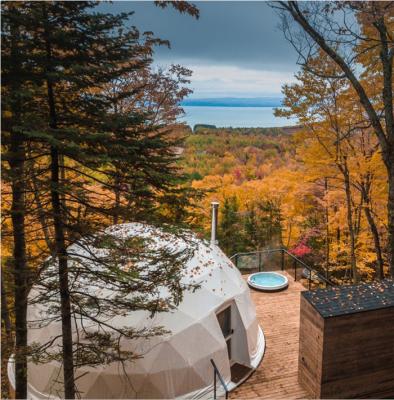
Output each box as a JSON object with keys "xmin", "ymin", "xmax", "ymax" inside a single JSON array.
[
  {"xmin": 2, "ymin": 1, "xmax": 202, "ymax": 397},
  {"xmin": 2, "ymin": 3, "xmax": 35, "ymax": 397},
  {"xmin": 244, "ymin": 205, "xmax": 260, "ymax": 250},
  {"xmin": 219, "ymin": 196, "xmax": 243, "ymax": 255},
  {"xmin": 27, "ymin": 3, "xmax": 157, "ymax": 395}
]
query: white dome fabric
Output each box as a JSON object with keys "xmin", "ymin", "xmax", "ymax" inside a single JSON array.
[{"xmin": 10, "ymin": 223, "xmax": 265, "ymax": 399}]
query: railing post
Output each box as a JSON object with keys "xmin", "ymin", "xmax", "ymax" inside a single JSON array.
[
  {"xmin": 293, "ymin": 259, "xmax": 297, "ymax": 281},
  {"xmin": 308, "ymin": 275, "xmax": 311, "ymax": 290},
  {"xmin": 210, "ymin": 359, "xmax": 228, "ymax": 399},
  {"xmin": 258, "ymin": 252, "xmax": 262, "ymax": 272},
  {"xmin": 213, "ymin": 369, "xmax": 216, "ymax": 399},
  {"xmin": 281, "ymin": 249, "xmax": 284, "ymax": 271}
]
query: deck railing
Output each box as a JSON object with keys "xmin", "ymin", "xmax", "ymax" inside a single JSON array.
[
  {"xmin": 230, "ymin": 248, "xmax": 334, "ymax": 290},
  {"xmin": 210, "ymin": 359, "xmax": 229, "ymax": 399}
]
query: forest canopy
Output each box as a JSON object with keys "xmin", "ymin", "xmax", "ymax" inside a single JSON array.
[{"xmin": 181, "ymin": 125, "xmax": 388, "ymax": 284}]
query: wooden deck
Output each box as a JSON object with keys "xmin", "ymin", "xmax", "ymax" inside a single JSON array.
[{"xmin": 231, "ymin": 272, "xmax": 310, "ymax": 399}]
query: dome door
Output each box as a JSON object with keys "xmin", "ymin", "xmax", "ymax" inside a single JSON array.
[
  {"xmin": 216, "ymin": 305, "xmax": 233, "ymax": 363},
  {"xmin": 216, "ymin": 301, "xmax": 253, "ymax": 386}
]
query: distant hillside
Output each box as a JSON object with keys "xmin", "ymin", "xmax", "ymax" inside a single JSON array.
[
  {"xmin": 181, "ymin": 97, "xmax": 283, "ymax": 107},
  {"xmin": 190, "ymin": 126, "xmax": 302, "ymax": 135},
  {"xmin": 193, "ymin": 124, "xmax": 217, "ymax": 132}
]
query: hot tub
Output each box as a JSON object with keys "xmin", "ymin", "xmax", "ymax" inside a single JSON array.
[{"xmin": 247, "ymin": 272, "xmax": 289, "ymax": 292}]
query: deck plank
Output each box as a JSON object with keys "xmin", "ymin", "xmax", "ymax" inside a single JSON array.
[{"xmin": 231, "ymin": 272, "xmax": 310, "ymax": 399}]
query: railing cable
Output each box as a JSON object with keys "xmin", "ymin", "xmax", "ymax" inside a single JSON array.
[{"xmin": 230, "ymin": 248, "xmax": 334, "ymax": 288}]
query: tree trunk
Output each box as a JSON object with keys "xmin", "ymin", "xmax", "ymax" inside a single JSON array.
[
  {"xmin": 343, "ymin": 169, "xmax": 359, "ymax": 283},
  {"xmin": 49, "ymin": 146, "xmax": 75, "ymax": 399},
  {"xmin": 364, "ymin": 204, "xmax": 384, "ymax": 280},
  {"xmin": 113, "ymin": 174, "xmax": 121, "ymax": 225},
  {"xmin": 354, "ymin": 197, "xmax": 363, "ymax": 237},
  {"xmin": 1, "ymin": 269, "xmax": 12, "ymax": 342},
  {"xmin": 42, "ymin": 4, "xmax": 75, "ymax": 397},
  {"xmin": 1, "ymin": 267, "xmax": 13, "ymax": 399},
  {"xmin": 10, "ymin": 130, "xmax": 28, "ymax": 400},
  {"xmin": 324, "ymin": 178, "xmax": 330, "ymax": 279},
  {"xmin": 8, "ymin": 8, "xmax": 28, "ymax": 397}
]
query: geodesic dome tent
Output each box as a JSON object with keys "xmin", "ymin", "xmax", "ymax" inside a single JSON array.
[{"xmin": 8, "ymin": 223, "xmax": 265, "ymax": 399}]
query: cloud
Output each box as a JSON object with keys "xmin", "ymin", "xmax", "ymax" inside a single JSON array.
[
  {"xmin": 98, "ymin": 1, "xmax": 300, "ymax": 97},
  {"xmin": 183, "ymin": 64, "xmax": 297, "ymax": 97}
]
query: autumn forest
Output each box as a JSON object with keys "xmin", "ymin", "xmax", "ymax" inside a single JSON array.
[{"xmin": 1, "ymin": 1, "xmax": 394, "ymax": 400}]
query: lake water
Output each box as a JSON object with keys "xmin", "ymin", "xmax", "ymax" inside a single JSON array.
[{"xmin": 180, "ymin": 106, "xmax": 297, "ymax": 128}]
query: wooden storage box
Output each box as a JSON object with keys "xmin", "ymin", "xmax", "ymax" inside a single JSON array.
[{"xmin": 298, "ymin": 280, "xmax": 394, "ymax": 399}]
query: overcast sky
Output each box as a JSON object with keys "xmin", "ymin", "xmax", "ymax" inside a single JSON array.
[{"xmin": 99, "ymin": 1, "xmax": 299, "ymax": 98}]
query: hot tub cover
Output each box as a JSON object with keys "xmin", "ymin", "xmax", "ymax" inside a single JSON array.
[{"xmin": 8, "ymin": 223, "xmax": 264, "ymax": 399}]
